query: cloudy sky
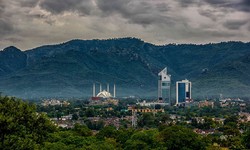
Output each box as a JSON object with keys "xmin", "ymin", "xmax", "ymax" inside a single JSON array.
[{"xmin": 0, "ymin": 0, "xmax": 250, "ymax": 50}]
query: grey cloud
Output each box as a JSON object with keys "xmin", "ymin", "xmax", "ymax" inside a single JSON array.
[
  {"xmin": 235, "ymin": 0, "xmax": 250, "ymax": 12},
  {"xmin": 0, "ymin": 19, "xmax": 14, "ymax": 36},
  {"xmin": 96, "ymin": 0, "xmax": 173, "ymax": 26},
  {"xmin": 204, "ymin": 0, "xmax": 229, "ymax": 5},
  {"xmin": 128, "ymin": 13, "xmax": 175, "ymax": 27},
  {"xmin": 1, "ymin": 0, "xmax": 39, "ymax": 9},
  {"xmin": 223, "ymin": 20, "xmax": 248, "ymax": 30},
  {"xmin": 0, "ymin": 0, "xmax": 14, "ymax": 36},
  {"xmin": 95, "ymin": 0, "xmax": 130, "ymax": 16},
  {"xmin": 39, "ymin": 0, "xmax": 94, "ymax": 15},
  {"xmin": 198, "ymin": 9, "xmax": 218, "ymax": 21},
  {"xmin": 96, "ymin": 0, "xmax": 146, "ymax": 17},
  {"xmin": 1, "ymin": 0, "xmax": 250, "ymax": 50},
  {"xmin": 180, "ymin": 0, "xmax": 250, "ymax": 12},
  {"xmin": 156, "ymin": 3, "xmax": 171, "ymax": 12},
  {"xmin": 18, "ymin": 0, "xmax": 39, "ymax": 7},
  {"xmin": 206, "ymin": 30, "xmax": 236, "ymax": 38},
  {"xmin": 0, "ymin": 0, "xmax": 5, "ymax": 17},
  {"xmin": 29, "ymin": 14, "xmax": 47, "ymax": 18},
  {"xmin": 3, "ymin": 37, "xmax": 22, "ymax": 43},
  {"xmin": 29, "ymin": 14, "xmax": 56, "ymax": 25},
  {"xmin": 204, "ymin": 0, "xmax": 250, "ymax": 12},
  {"xmin": 177, "ymin": 0, "xmax": 200, "ymax": 7},
  {"xmin": 44, "ymin": 19, "xmax": 56, "ymax": 25}
]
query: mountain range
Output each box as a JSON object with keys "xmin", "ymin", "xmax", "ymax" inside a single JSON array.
[{"xmin": 0, "ymin": 37, "xmax": 250, "ymax": 99}]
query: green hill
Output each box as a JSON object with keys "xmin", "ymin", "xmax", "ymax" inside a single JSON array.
[{"xmin": 0, "ymin": 38, "xmax": 250, "ymax": 99}]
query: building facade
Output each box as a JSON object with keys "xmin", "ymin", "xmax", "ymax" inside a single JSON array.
[
  {"xmin": 158, "ymin": 67, "xmax": 171, "ymax": 104},
  {"xmin": 176, "ymin": 79, "xmax": 191, "ymax": 105}
]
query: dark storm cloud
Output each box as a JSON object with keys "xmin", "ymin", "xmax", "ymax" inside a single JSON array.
[
  {"xmin": 177, "ymin": 0, "xmax": 200, "ymax": 7},
  {"xmin": 18, "ymin": 0, "xmax": 39, "ymax": 7},
  {"xmin": 223, "ymin": 20, "xmax": 248, "ymax": 30},
  {"xmin": 204, "ymin": 0, "xmax": 228, "ymax": 5},
  {"xmin": 95, "ymin": 0, "xmax": 131, "ymax": 16},
  {"xmin": 236, "ymin": 0, "xmax": 250, "ymax": 12},
  {"xmin": 204, "ymin": 0, "xmax": 250, "ymax": 12},
  {"xmin": 96, "ymin": 0, "xmax": 173, "ymax": 26},
  {"xmin": 178, "ymin": 0, "xmax": 250, "ymax": 12},
  {"xmin": 39, "ymin": 0, "xmax": 94, "ymax": 15}
]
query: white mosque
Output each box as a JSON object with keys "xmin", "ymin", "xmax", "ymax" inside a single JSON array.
[
  {"xmin": 96, "ymin": 90, "xmax": 112, "ymax": 98},
  {"xmin": 90, "ymin": 83, "xmax": 118, "ymax": 105},
  {"xmin": 92, "ymin": 83, "xmax": 116, "ymax": 98}
]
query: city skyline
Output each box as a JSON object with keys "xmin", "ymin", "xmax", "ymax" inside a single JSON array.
[{"xmin": 1, "ymin": 0, "xmax": 250, "ymax": 50}]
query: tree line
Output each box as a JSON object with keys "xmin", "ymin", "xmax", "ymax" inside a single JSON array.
[{"xmin": 1, "ymin": 96, "xmax": 250, "ymax": 149}]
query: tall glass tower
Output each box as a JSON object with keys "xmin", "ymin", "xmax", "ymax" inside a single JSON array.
[
  {"xmin": 176, "ymin": 79, "xmax": 192, "ymax": 105},
  {"xmin": 158, "ymin": 67, "xmax": 171, "ymax": 104}
]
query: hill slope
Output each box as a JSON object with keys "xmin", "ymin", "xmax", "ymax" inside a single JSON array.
[{"xmin": 0, "ymin": 38, "xmax": 250, "ymax": 99}]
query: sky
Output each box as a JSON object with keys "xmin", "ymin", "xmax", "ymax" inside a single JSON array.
[{"xmin": 0, "ymin": 0, "xmax": 250, "ymax": 50}]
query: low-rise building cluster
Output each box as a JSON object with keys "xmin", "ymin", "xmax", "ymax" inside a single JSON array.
[{"xmin": 41, "ymin": 99, "xmax": 70, "ymax": 106}]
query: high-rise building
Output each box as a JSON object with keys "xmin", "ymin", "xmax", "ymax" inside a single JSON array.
[
  {"xmin": 176, "ymin": 79, "xmax": 192, "ymax": 105},
  {"xmin": 158, "ymin": 67, "xmax": 171, "ymax": 104}
]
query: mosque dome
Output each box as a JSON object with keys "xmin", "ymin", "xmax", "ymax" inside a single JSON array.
[{"xmin": 96, "ymin": 90, "xmax": 112, "ymax": 98}]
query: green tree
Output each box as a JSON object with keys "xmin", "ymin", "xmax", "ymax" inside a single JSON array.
[
  {"xmin": 125, "ymin": 129, "xmax": 160, "ymax": 149},
  {"xmin": 206, "ymin": 144, "xmax": 224, "ymax": 150},
  {"xmin": 86, "ymin": 138, "xmax": 118, "ymax": 150},
  {"xmin": 224, "ymin": 115, "xmax": 238, "ymax": 125},
  {"xmin": 97, "ymin": 126, "xmax": 117, "ymax": 139},
  {"xmin": 158, "ymin": 125, "xmax": 207, "ymax": 150},
  {"xmin": 72, "ymin": 113, "xmax": 79, "ymax": 120},
  {"xmin": 227, "ymin": 136, "xmax": 244, "ymax": 150},
  {"xmin": 138, "ymin": 113, "xmax": 155, "ymax": 128},
  {"xmin": 116, "ymin": 128, "xmax": 135, "ymax": 146},
  {"xmin": 124, "ymin": 139, "xmax": 148, "ymax": 150},
  {"xmin": 85, "ymin": 108, "xmax": 95, "ymax": 117},
  {"xmin": 0, "ymin": 96, "xmax": 56, "ymax": 149},
  {"xmin": 85, "ymin": 119, "xmax": 105, "ymax": 130},
  {"xmin": 73, "ymin": 123, "xmax": 92, "ymax": 136},
  {"xmin": 243, "ymin": 129, "xmax": 250, "ymax": 149}
]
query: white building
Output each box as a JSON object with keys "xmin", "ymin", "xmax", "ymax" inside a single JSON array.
[
  {"xmin": 92, "ymin": 83, "xmax": 116, "ymax": 98},
  {"xmin": 96, "ymin": 90, "xmax": 112, "ymax": 98},
  {"xmin": 158, "ymin": 67, "xmax": 171, "ymax": 104}
]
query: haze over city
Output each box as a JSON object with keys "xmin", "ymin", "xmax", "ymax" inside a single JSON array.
[{"xmin": 1, "ymin": 0, "xmax": 250, "ymax": 50}]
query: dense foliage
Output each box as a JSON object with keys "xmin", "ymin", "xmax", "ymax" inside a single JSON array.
[
  {"xmin": 1, "ymin": 97, "xmax": 250, "ymax": 149},
  {"xmin": 0, "ymin": 96, "xmax": 56, "ymax": 149}
]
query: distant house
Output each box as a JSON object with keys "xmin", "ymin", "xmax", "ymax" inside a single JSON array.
[
  {"xmin": 198, "ymin": 100, "xmax": 214, "ymax": 108},
  {"xmin": 239, "ymin": 112, "xmax": 250, "ymax": 122}
]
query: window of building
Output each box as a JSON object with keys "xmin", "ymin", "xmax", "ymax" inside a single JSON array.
[
  {"xmin": 162, "ymin": 82, "xmax": 170, "ymax": 86},
  {"xmin": 158, "ymin": 75, "xmax": 162, "ymax": 80}
]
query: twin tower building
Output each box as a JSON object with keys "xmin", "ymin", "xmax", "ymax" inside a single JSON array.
[{"xmin": 158, "ymin": 67, "xmax": 192, "ymax": 105}]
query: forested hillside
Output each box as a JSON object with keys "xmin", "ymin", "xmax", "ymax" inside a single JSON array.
[{"xmin": 0, "ymin": 38, "xmax": 250, "ymax": 98}]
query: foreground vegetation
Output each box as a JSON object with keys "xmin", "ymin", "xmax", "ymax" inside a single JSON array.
[{"xmin": 1, "ymin": 96, "xmax": 250, "ymax": 150}]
